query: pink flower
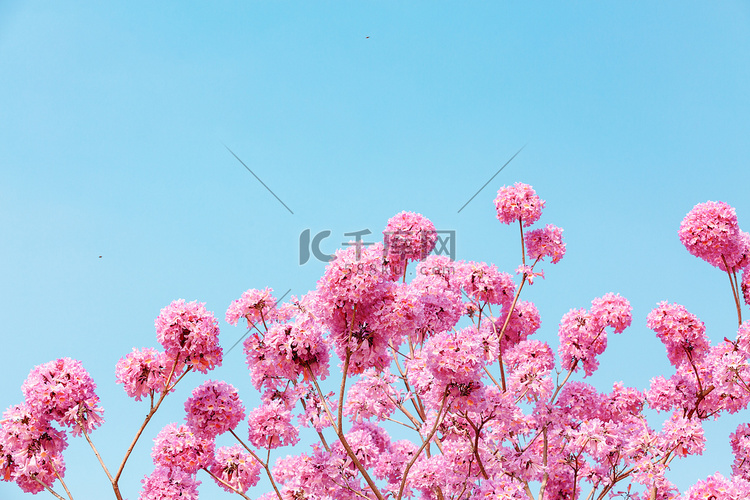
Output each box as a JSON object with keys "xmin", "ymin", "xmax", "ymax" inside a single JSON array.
[
  {"xmin": 139, "ymin": 467, "xmax": 200, "ymax": 500},
  {"xmin": 410, "ymin": 273, "xmax": 463, "ymax": 341},
  {"xmin": 647, "ymin": 302, "xmax": 709, "ymax": 368},
  {"xmin": 225, "ymin": 287, "xmax": 278, "ymax": 328},
  {"xmin": 21, "ymin": 358, "xmax": 103, "ymax": 436},
  {"xmin": 495, "ymin": 300, "xmax": 542, "ymax": 349},
  {"xmin": 0, "ymin": 403, "xmax": 68, "ymax": 493},
  {"xmin": 383, "ymin": 211, "xmax": 438, "ymax": 277},
  {"xmin": 504, "ymin": 339, "xmax": 555, "ymax": 402},
  {"xmin": 272, "ymin": 447, "xmax": 342, "ymax": 497},
  {"xmin": 457, "ymin": 261, "xmax": 516, "ymax": 307},
  {"xmin": 259, "ymin": 315, "xmax": 330, "ymax": 384},
  {"xmin": 678, "ymin": 201, "xmax": 746, "ymax": 271},
  {"xmin": 424, "ymin": 327, "xmax": 486, "ymax": 386},
  {"xmin": 209, "ymin": 445, "xmax": 261, "ymax": 493},
  {"xmin": 515, "ymin": 264, "xmax": 543, "ymax": 284},
  {"xmin": 659, "ymin": 412, "xmax": 705, "ymax": 458},
  {"xmin": 330, "ymin": 421, "xmax": 391, "ymax": 470},
  {"xmin": 246, "ymin": 400, "xmax": 299, "ymax": 449},
  {"xmin": 743, "ymin": 266, "xmax": 750, "ymax": 307},
  {"xmin": 526, "ymin": 224, "xmax": 566, "ymax": 264},
  {"xmin": 184, "ymin": 380, "xmax": 245, "ymax": 439},
  {"xmin": 155, "ymin": 299, "xmax": 222, "ymax": 373},
  {"xmin": 373, "ymin": 439, "xmax": 418, "ymax": 488},
  {"xmin": 590, "ymin": 292, "xmax": 633, "ymax": 334},
  {"xmin": 476, "ymin": 477, "xmax": 527, "ymax": 498},
  {"xmin": 494, "ymin": 182, "xmax": 545, "ymax": 227},
  {"xmin": 116, "ymin": 348, "xmax": 183, "ymax": 401},
  {"xmin": 316, "ymin": 243, "xmax": 391, "ymax": 308},
  {"xmin": 151, "ymin": 423, "xmax": 214, "ymax": 473},
  {"xmin": 557, "ymin": 308, "xmax": 604, "ymax": 377},
  {"xmin": 731, "ymin": 423, "xmax": 750, "ymax": 481},
  {"xmin": 344, "ymin": 369, "xmax": 399, "ymax": 422},
  {"xmin": 557, "ymin": 294, "xmax": 631, "ymax": 377},
  {"xmin": 681, "ymin": 472, "xmax": 743, "ymax": 500}
]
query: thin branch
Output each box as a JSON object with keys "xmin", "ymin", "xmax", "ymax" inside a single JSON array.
[
  {"xmin": 201, "ymin": 467, "xmax": 253, "ymax": 500},
  {"xmin": 229, "ymin": 429, "xmax": 283, "ymax": 500}
]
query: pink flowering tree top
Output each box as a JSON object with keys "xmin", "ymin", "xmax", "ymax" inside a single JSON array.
[{"xmin": 2, "ymin": 191, "xmax": 750, "ymax": 500}]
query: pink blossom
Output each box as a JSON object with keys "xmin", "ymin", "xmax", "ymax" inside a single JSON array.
[
  {"xmin": 526, "ymin": 223, "xmax": 566, "ymax": 264},
  {"xmin": 556, "ymin": 382, "xmax": 605, "ymax": 422},
  {"xmin": 678, "ymin": 200, "xmax": 745, "ymax": 271},
  {"xmin": 495, "ymin": 300, "xmax": 542, "ymax": 349},
  {"xmin": 297, "ymin": 386, "xmax": 336, "ymax": 432},
  {"xmin": 743, "ymin": 266, "xmax": 750, "ymax": 306},
  {"xmin": 21, "ymin": 358, "xmax": 103, "ymax": 436},
  {"xmin": 139, "ymin": 467, "xmax": 200, "ymax": 500},
  {"xmin": 646, "ymin": 374, "xmax": 693, "ymax": 413},
  {"xmin": 316, "ymin": 243, "xmax": 391, "ymax": 309},
  {"xmin": 272, "ymin": 447, "xmax": 347, "ymax": 497},
  {"xmin": 383, "ymin": 211, "xmax": 438, "ymax": 277},
  {"xmin": 225, "ymin": 287, "xmax": 278, "ymax": 328},
  {"xmin": 373, "ymin": 439, "xmax": 417, "ymax": 487},
  {"xmin": 602, "ymin": 382, "xmax": 645, "ymax": 422},
  {"xmin": 647, "ymin": 302, "xmax": 709, "ymax": 367},
  {"xmin": 209, "ymin": 445, "xmax": 261, "ymax": 493},
  {"xmin": 246, "ymin": 400, "xmax": 299, "ymax": 449},
  {"xmin": 494, "ymin": 182, "xmax": 545, "ymax": 227},
  {"xmin": 730, "ymin": 423, "xmax": 750, "ymax": 481},
  {"xmin": 184, "ymin": 380, "xmax": 245, "ymax": 439},
  {"xmin": 557, "ymin": 308, "xmax": 606, "ymax": 377},
  {"xmin": 680, "ymin": 472, "xmax": 745, "ymax": 500},
  {"xmin": 243, "ymin": 313, "xmax": 330, "ymax": 390},
  {"xmin": 476, "ymin": 477, "xmax": 527, "ymax": 498},
  {"xmin": 424, "ymin": 327, "xmax": 486, "ymax": 386},
  {"xmin": 410, "ymin": 273, "xmax": 463, "ymax": 341},
  {"xmin": 457, "ymin": 261, "xmax": 516, "ymax": 307},
  {"xmin": 416, "ymin": 254, "xmax": 461, "ymax": 291},
  {"xmin": 0, "ymin": 403, "xmax": 68, "ymax": 493},
  {"xmin": 116, "ymin": 348, "xmax": 183, "ymax": 401},
  {"xmin": 516, "ymin": 264, "xmax": 544, "ymax": 284},
  {"xmin": 590, "ymin": 292, "xmax": 632, "ymax": 334},
  {"xmin": 659, "ymin": 412, "xmax": 705, "ymax": 458},
  {"xmin": 150, "ymin": 423, "xmax": 214, "ymax": 473},
  {"xmin": 155, "ymin": 299, "xmax": 222, "ymax": 373},
  {"xmin": 344, "ymin": 369, "xmax": 400, "ymax": 422},
  {"xmin": 504, "ymin": 339, "xmax": 555, "ymax": 402},
  {"xmin": 330, "ymin": 421, "xmax": 391, "ymax": 470}
]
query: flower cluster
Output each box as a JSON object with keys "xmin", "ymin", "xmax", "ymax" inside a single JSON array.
[
  {"xmin": 246, "ymin": 400, "xmax": 299, "ymax": 449},
  {"xmin": 494, "ymin": 182, "xmax": 545, "ymax": 227},
  {"xmin": 155, "ymin": 299, "xmax": 222, "ymax": 373},
  {"xmin": 647, "ymin": 302, "xmax": 709, "ymax": 368},
  {"xmin": 20, "ymin": 358, "xmax": 104, "ymax": 437},
  {"xmin": 679, "ymin": 200, "xmax": 748, "ymax": 271},
  {"xmin": 225, "ymin": 287, "xmax": 278, "ymax": 328},
  {"xmin": 150, "ymin": 423, "xmax": 214, "ymax": 473},
  {"xmin": 184, "ymin": 380, "xmax": 245, "ymax": 439},
  {"xmin": 558, "ymin": 293, "xmax": 632, "ymax": 376},
  {"xmin": 209, "ymin": 445, "xmax": 261, "ymax": 493},
  {"xmin": 525, "ymin": 223, "xmax": 566, "ymax": 264},
  {"xmin": 0, "ymin": 403, "xmax": 68, "ymax": 493},
  {"xmin": 140, "ymin": 467, "xmax": 200, "ymax": 500},
  {"xmin": 383, "ymin": 211, "xmax": 437, "ymax": 277},
  {"xmin": 116, "ymin": 347, "xmax": 182, "ymax": 401}
]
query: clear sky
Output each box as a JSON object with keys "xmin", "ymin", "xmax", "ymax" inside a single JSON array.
[{"xmin": 1, "ymin": 2, "xmax": 750, "ymax": 498}]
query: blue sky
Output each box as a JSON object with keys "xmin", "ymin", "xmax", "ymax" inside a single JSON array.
[{"xmin": 1, "ymin": 1, "xmax": 750, "ymax": 498}]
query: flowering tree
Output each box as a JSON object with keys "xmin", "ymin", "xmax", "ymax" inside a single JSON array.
[{"xmin": 2, "ymin": 182, "xmax": 750, "ymax": 500}]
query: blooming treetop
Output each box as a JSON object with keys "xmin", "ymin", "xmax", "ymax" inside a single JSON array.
[{"xmin": 2, "ymin": 184, "xmax": 750, "ymax": 500}]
